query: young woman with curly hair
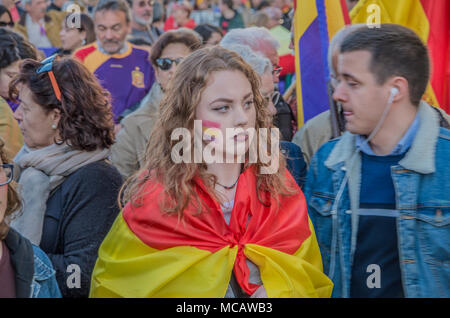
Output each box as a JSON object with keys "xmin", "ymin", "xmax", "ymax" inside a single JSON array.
[
  {"xmin": 90, "ymin": 46, "xmax": 333, "ymax": 298},
  {"xmin": 0, "ymin": 137, "xmax": 61, "ymax": 298},
  {"xmin": 9, "ymin": 56, "xmax": 123, "ymax": 297}
]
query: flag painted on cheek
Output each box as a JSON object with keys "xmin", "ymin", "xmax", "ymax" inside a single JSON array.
[
  {"xmin": 202, "ymin": 120, "xmax": 221, "ymax": 141},
  {"xmin": 89, "ymin": 168, "xmax": 334, "ymax": 298}
]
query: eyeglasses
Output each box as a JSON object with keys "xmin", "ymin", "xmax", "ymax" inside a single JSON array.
[
  {"xmin": 0, "ymin": 164, "xmax": 14, "ymax": 186},
  {"xmin": 155, "ymin": 57, "xmax": 184, "ymax": 71},
  {"xmin": 263, "ymin": 91, "xmax": 281, "ymax": 106},
  {"xmin": 36, "ymin": 54, "xmax": 62, "ymax": 101},
  {"xmin": 138, "ymin": 0, "xmax": 154, "ymax": 7},
  {"xmin": 272, "ymin": 65, "xmax": 283, "ymax": 77},
  {"xmin": 0, "ymin": 21, "xmax": 14, "ymax": 28}
]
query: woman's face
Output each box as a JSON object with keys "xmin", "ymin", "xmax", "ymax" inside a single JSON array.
[
  {"xmin": 195, "ymin": 70, "xmax": 257, "ymax": 160},
  {"xmin": 13, "ymin": 84, "xmax": 60, "ymax": 149},
  {"xmin": 205, "ymin": 32, "xmax": 222, "ymax": 47},
  {"xmin": 60, "ymin": 21, "xmax": 85, "ymax": 52},
  {"xmin": 0, "ymin": 60, "xmax": 20, "ymax": 100},
  {"xmin": 155, "ymin": 42, "xmax": 192, "ymax": 91},
  {"xmin": 0, "ymin": 11, "xmax": 14, "ymax": 28}
]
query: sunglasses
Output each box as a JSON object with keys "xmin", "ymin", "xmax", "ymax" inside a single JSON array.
[
  {"xmin": 0, "ymin": 164, "xmax": 14, "ymax": 186},
  {"xmin": 0, "ymin": 21, "xmax": 14, "ymax": 27},
  {"xmin": 155, "ymin": 57, "xmax": 184, "ymax": 71},
  {"xmin": 36, "ymin": 54, "xmax": 62, "ymax": 101},
  {"xmin": 138, "ymin": 0, "xmax": 154, "ymax": 7},
  {"xmin": 272, "ymin": 65, "xmax": 283, "ymax": 77}
]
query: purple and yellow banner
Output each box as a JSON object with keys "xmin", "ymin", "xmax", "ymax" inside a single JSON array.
[{"xmin": 293, "ymin": 0, "xmax": 350, "ymax": 127}]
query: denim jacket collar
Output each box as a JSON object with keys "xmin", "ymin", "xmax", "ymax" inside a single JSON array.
[{"xmin": 324, "ymin": 101, "xmax": 440, "ymax": 174}]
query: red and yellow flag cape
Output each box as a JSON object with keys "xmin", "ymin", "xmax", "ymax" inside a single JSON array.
[{"xmin": 90, "ymin": 168, "xmax": 333, "ymax": 298}]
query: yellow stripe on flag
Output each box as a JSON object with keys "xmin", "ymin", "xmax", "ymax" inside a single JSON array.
[
  {"xmin": 244, "ymin": 218, "xmax": 333, "ymax": 298},
  {"xmin": 90, "ymin": 213, "xmax": 237, "ymax": 298}
]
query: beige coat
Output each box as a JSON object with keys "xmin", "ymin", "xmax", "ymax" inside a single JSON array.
[{"xmin": 111, "ymin": 84, "xmax": 163, "ymax": 178}]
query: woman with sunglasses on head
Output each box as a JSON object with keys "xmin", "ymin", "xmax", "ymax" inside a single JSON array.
[
  {"xmin": 111, "ymin": 28, "xmax": 203, "ymax": 178},
  {"xmin": 0, "ymin": 137, "xmax": 61, "ymax": 298},
  {"xmin": 9, "ymin": 56, "xmax": 123, "ymax": 297},
  {"xmin": 91, "ymin": 46, "xmax": 333, "ymax": 298}
]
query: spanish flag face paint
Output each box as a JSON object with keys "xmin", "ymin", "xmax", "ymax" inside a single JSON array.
[{"xmin": 202, "ymin": 120, "xmax": 221, "ymax": 142}]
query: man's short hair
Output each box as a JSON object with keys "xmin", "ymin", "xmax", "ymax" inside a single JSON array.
[
  {"xmin": 340, "ymin": 24, "xmax": 430, "ymax": 106},
  {"xmin": 93, "ymin": 0, "xmax": 132, "ymax": 24}
]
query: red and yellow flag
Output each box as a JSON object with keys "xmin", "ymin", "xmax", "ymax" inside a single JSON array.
[
  {"xmin": 350, "ymin": 0, "xmax": 450, "ymax": 114},
  {"xmin": 90, "ymin": 168, "xmax": 333, "ymax": 298}
]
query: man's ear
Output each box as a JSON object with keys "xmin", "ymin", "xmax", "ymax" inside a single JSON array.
[{"xmin": 388, "ymin": 77, "xmax": 409, "ymax": 103}]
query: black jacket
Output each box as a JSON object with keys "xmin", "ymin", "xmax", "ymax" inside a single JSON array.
[{"xmin": 39, "ymin": 160, "xmax": 123, "ymax": 297}]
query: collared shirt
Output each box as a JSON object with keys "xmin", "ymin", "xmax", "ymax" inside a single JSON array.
[
  {"xmin": 74, "ymin": 41, "xmax": 154, "ymax": 123},
  {"xmin": 356, "ymin": 112, "xmax": 420, "ymax": 156},
  {"xmin": 96, "ymin": 41, "xmax": 129, "ymax": 55},
  {"xmin": 25, "ymin": 14, "xmax": 52, "ymax": 48}
]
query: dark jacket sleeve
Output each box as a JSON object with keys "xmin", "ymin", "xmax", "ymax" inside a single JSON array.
[
  {"xmin": 281, "ymin": 141, "xmax": 308, "ymax": 189},
  {"xmin": 46, "ymin": 161, "xmax": 123, "ymax": 297}
]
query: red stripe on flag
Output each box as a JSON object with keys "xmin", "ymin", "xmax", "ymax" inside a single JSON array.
[
  {"xmin": 420, "ymin": 0, "xmax": 450, "ymax": 112},
  {"xmin": 340, "ymin": 0, "xmax": 351, "ymax": 25}
]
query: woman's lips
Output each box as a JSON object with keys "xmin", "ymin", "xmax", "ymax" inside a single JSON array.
[{"xmin": 233, "ymin": 134, "xmax": 248, "ymax": 142}]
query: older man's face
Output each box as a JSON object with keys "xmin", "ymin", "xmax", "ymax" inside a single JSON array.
[
  {"xmin": 265, "ymin": 47, "xmax": 280, "ymax": 84},
  {"xmin": 26, "ymin": 0, "xmax": 47, "ymax": 20},
  {"xmin": 132, "ymin": 0, "xmax": 153, "ymax": 26},
  {"xmin": 95, "ymin": 9, "xmax": 131, "ymax": 54}
]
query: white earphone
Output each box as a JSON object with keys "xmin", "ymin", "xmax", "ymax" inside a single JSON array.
[{"xmin": 390, "ymin": 87, "xmax": 399, "ymax": 98}]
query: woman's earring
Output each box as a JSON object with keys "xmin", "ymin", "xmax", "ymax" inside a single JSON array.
[
  {"xmin": 52, "ymin": 124, "xmax": 57, "ymax": 129},
  {"xmin": 81, "ymin": 39, "xmax": 86, "ymax": 46}
]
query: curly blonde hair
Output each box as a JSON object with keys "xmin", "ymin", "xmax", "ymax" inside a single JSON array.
[
  {"xmin": 120, "ymin": 46, "xmax": 297, "ymax": 217},
  {"xmin": 0, "ymin": 138, "xmax": 22, "ymax": 240}
]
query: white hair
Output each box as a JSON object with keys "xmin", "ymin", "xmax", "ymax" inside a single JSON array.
[
  {"xmin": 220, "ymin": 43, "xmax": 272, "ymax": 76},
  {"xmin": 220, "ymin": 27, "xmax": 280, "ymax": 57},
  {"xmin": 327, "ymin": 24, "xmax": 366, "ymax": 77}
]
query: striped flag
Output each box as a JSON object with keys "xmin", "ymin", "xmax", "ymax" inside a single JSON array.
[
  {"xmin": 293, "ymin": 0, "xmax": 350, "ymax": 128},
  {"xmin": 89, "ymin": 168, "xmax": 333, "ymax": 298},
  {"xmin": 350, "ymin": 0, "xmax": 450, "ymax": 114}
]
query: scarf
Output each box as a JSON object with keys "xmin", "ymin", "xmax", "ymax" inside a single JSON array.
[
  {"xmin": 11, "ymin": 143, "xmax": 110, "ymax": 245},
  {"xmin": 90, "ymin": 167, "xmax": 333, "ymax": 298}
]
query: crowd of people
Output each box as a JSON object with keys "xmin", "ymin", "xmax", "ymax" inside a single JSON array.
[{"xmin": 0, "ymin": 0, "xmax": 449, "ymax": 299}]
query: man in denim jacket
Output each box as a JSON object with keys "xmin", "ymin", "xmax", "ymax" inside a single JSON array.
[{"xmin": 304, "ymin": 24, "xmax": 449, "ymax": 298}]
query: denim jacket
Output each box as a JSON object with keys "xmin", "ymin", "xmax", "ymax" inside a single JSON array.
[
  {"xmin": 5, "ymin": 228, "xmax": 61, "ymax": 298},
  {"xmin": 304, "ymin": 102, "xmax": 450, "ymax": 298},
  {"xmin": 281, "ymin": 141, "xmax": 307, "ymax": 189}
]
